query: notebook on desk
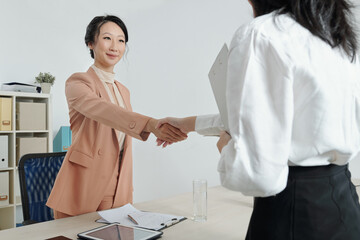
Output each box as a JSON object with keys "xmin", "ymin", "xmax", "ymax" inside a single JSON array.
[{"xmin": 96, "ymin": 203, "xmax": 186, "ymax": 231}]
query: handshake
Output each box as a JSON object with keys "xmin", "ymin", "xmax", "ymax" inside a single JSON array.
[
  {"xmin": 145, "ymin": 117, "xmax": 196, "ymax": 148},
  {"xmin": 145, "ymin": 116, "xmax": 231, "ymax": 152}
]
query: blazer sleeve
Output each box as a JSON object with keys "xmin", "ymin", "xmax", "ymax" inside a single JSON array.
[{"xmin": 65, "ymin": 73, "xmax": 151, "ymax": 141}]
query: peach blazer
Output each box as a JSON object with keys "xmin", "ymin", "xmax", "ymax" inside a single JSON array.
[{"xmin": 46, "ymin": 67, "xmax": 150, "ymax": 215}]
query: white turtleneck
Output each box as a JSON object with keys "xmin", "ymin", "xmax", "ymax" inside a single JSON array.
[{"xmin": 91, "ymin": 65, "xmax": 126, "ymax": 151}]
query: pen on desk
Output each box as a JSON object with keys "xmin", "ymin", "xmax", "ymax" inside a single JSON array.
[{"xmin": 127, "ymin": 214, "xmax": 138, "ymax": 225}]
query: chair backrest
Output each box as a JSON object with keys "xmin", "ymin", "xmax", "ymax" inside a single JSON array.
[{"xmin": 18, "ymin": 152, "xmax": 66, "ymax": 224}]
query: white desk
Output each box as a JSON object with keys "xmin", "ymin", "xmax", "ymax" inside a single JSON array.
[
  {"xmin": 0, "ymin": 186, "xmax": 253, "ymax": 240},
  {"xmin": 1, "ymin": 180, "xmax": 359, "ymax": 240}
]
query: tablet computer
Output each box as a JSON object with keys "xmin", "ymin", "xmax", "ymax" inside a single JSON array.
[{"xmin": 78, "ymin": 223, "xmax": 163, "ymax": 240}]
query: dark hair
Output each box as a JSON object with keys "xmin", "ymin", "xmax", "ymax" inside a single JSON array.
[
  {"xmin": 85, "ymin": 15, "xmax": 129, "ymax": 59},
  {"xmin": 250, "ymin": 0, "xmax": 358, "ymax": 62}
]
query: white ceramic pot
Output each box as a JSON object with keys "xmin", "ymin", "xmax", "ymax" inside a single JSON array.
[{"xmin": 41, "ymin": 83, "xmax": 51, "ymax": 94}]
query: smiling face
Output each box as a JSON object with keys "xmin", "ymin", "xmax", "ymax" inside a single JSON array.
[{"xmin": 88, "ymin": 21, "xmax": 126, "ymax": 72}]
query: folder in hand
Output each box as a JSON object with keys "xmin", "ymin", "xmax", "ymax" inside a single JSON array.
[
  {"xmin": 96, "ymin": 203, "xmax": 186, "ymax": 231},
  {"xmin": 208, "ymin": 43, "xmax": 230, "ymax": 131}
]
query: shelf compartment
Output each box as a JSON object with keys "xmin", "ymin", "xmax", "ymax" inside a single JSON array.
[
  {"xmin": 16, "ymin": 101, "xmax": 47, "ymax": 131},
  {"xmin": 0, "ymin": 207, "xmax": 15, "ymax": 230},
  {"xmin": 16, "ymin": 136, "xmax": 48, "ymax": 166}
]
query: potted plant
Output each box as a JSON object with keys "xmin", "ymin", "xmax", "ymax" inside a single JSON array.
[{"xmin": 35, "ymin": 72, "xmax": 55, "ymax": 94}]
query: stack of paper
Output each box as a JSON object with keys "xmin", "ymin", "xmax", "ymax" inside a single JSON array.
[
  {"xmin": 1, "ymin": 82, "xmax": 41, "ymax": 93},
  {"xmin": 97, "ymin": 203, "xmax": 186, "ymax": 231}
]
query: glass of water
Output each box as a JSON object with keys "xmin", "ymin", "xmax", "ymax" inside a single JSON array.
[{"xmin": 192, "ymin": 179, "xmax": 207, "ymax": 222}]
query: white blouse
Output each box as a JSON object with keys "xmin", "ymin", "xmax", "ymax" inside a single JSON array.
[{"xmin": 195, "ymin": 12, "xmax": 360, "ymax": 197}]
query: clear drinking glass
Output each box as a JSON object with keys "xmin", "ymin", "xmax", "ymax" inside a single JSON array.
[{"xmin": 192, "ymin": 179, "xmax": 207, "ymax": 222}]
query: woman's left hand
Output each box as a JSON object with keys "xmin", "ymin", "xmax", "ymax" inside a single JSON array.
[{"xmin": 217, "ymin": 131, "xmax": 231, "ymax": 153}]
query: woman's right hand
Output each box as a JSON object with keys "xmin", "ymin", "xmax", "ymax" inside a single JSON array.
[
  {"xmin": 156, "ymin": 116, "xmax": 196, "ymax": 134},
  {"xmin": 155, "ymin": 116, "xmax": 196, "ymax": 147},
  {"xmin": 145, "ymin": 118, "xmax": 188, "ymax": 143}
]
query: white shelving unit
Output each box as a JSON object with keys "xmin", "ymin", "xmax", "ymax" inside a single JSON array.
[{"xmin": 0, "ymin": 91, "xmax": 53, "ymax": 230}]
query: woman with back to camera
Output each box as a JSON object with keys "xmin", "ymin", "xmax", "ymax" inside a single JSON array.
[
  {"xmin": 46, "ymin": 15, "xmax": 187, "ymax": 219},
  {"xmin": 158, "ymin": 0, "xmax": 360, "ymax": 239}
]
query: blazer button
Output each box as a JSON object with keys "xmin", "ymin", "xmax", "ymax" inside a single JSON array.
[
  {"xmin": 98, "ymin": 149, "xmax": 102, "ymax": 155},
  {"xmin": 129, "ymin": 122, "xmax": 136, "ymax": 129}
]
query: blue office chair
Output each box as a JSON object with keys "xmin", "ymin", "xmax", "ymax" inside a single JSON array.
[{"xmin": 18, "ymin": 152, "xmax": 66, "ymax": 225}]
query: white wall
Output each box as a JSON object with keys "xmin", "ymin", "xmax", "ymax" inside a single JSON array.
[
  {"xmin": 0, "ymin": 0, "xmax": 253, "ymax": 203},
  {"xmin": 1, "ymin": 0, "xmax": 359, "ymax": 203}
]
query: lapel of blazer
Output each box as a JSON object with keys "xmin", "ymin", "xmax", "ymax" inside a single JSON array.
[
  {"xmin": 87, "ymin": 67, "xmax": 111, "ymax": 102},
  {"xmin": 114, "ymin": 81, "xmax": 131, "ymax": 111},
  {"xmin": 114, "ymin": 80, "xmax": 131, "ymax": 151},
  {"xmin": 87, "ymin": 67, "xmax": 120, "ymax": 149},
  {"xmin": 87, "ymin": 67, "xmax": 131, "ymax": 152}
]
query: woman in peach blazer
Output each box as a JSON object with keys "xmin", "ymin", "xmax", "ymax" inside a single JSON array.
[{"xmin": 46, "ymin": 15, "xmax": 186, "ymax": 218}]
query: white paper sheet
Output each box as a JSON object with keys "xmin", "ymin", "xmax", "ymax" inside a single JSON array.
[
  {"xmin": 96, "ymin": 203, "xmax": 185, "ymax": 231},
  {"xmin": 97, "ymin": 203, "xmax": 139, "ymax": 227}
]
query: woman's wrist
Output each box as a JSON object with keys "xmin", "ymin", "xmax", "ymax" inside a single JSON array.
[{"xmin": 144, "ymin": 118, "xmax": 157, "ymax": 133}]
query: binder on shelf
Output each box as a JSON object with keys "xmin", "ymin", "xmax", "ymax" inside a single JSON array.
[
  {"xmin": 97, "ymin": 203, "xmax": 186, "ymax": 231},
  {"xmin": 0, "ymin": 97, "xmax": 12, "ymax": 131},
  {"xmin": 16, "ymin": 102, "xmax": 46, "ymax": 130},
  {"xmin": 1, "ymin": 82, "xmax": 41, "ymax": 93},
  {"xmin": 0, "ymin": 171, "xmax": 9, "ymax": 206},
  {"xmin": 53, "ymin": 126, "xmax": 72, "ymax": 152},
  {"xmin": 16, "ymin": 137, "xmax": 47, "ymax": 165},
  {"xmin": 0, "ymin": 135, "xmax": 8, "ymax": 168}
]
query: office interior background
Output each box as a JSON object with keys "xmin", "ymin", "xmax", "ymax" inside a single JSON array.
[{"xmin": 1, "ymin": 0, "xmax": 360, "ymax": 205}]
